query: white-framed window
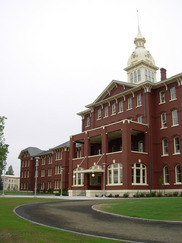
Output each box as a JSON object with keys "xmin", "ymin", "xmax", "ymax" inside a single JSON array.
[
  {"xmin": 172, "ymin": 109, "xmax": 178, "ymax": 126},
  {"xmin": 107, "ymin": 163, "xmax": 123, "ymax": 185},
  {"xmin": 28, "ymin": 160, "xmax": 30, "ymax": 167},
  {"xmin": 175, "ymin": 165, "xmax": 181, "ymax": 184},
  {"xmin": 48, "ymin": 156, "xmax": 52, "ymax": 164},
  {"xmin": 24, "ymin": 171, "xmax": 26, "ymax": 178},
  {"xmin": 132, "ymin": 163, "xmax": 147, "ymax": 184},
  {"xmin": 73, "ymin": 167, "xmax": 84, "ymax": 186},
  {"xmin": 128, "ymin": 97, "xmax": 132, "ymax": 110},
  {"xmin": 54, "ymin": 180, "xmax": 60, "ymax": 189},
  {"xmin": 98, "ymin": 108, "xmax": 101, "ymax": 120},
  {"xmin": 41, "ymin": 157, "xmax": 45, "ymax": 165},
  {"xmin": 56, "ymin": 150, "xmax": 62, "ymax": 160},
  {"xmin": 48, "ymin": 182, "xmax": 52, "ymax": 189},
  {"xmin": 174, "ymin": 137, "xmax": 180, "ymax": 154},
  {"xmin": 134, "ymin": 71, "xmax": 137, "ymax": 83},
  {"xmin": 170, "ymin": 87, "xmax": 176, "ymax": 100},
  {"xmin": 137, "ymin": 94, "xmax": 142, "ymax": 107},
  {"xmin": 112, "ymin": 103, "xmax": 116, "ymax": 115},
  {"xmin": 119, "ymin": 101, "xmax": 123, "ymax": 112},
  {"xmin": 137, "ymin": 115, "xmax": 142, "ymax": 123},
  {"xmin": 41, "ymin": 182, "xmax": 44, "ymax": 190},
  {"xmin": 145, "ymin": 69, "xmax": 147, "ymax": 81},
  {"xmin": 152, "ymin": 72, "xmax": 154, "ymax": 82},
  {"xmin": 104, "ymin": 106, "xmax": 108, "ymax": 117},
  {"xmin": 148, "ymin": 70, "xmax": 151, "ymax": 81},
  {"xmin": 162, "ymin": 139, "xmax": 168, "ymax": 155},
  {"xmin": 48, "ymin": 168, "xmax": 52, "ymax": 177},
  {"xmin": 27, "ymin": 171, "xmax": 29, "ymax": 178},
  {"xmin": 163, "ymin": 166, "xmax": 169, "ymax": 184},
  {"xmin": 25, "ymin": 161, "xmax": 27, "ymax": 167},
  {"xmin": 41, "ymin": 170, "xmax": 45, "ymax": 177},
  {"xmin": 130, "ymin": 73, "xmax": 133, "ymax": 83},
  {"xmin": 161, "ymin": 113, "xmax": 167, "ymax": 128},
  {"xmin": 138, "ymin": 69, "xmax": 141, "ymax": 81},
  {"xmin": 138, "ymin": 140, "xmax": 144, "ymax": 152},
  {"xmin": 159, "ymin": 91, "xmax": 165, "ymax": 104},
  {"xmin": 86, "ymin": 116, "xmax": 90, "ymax": 127},
  {"xmin": 55, "ymin": 165, "xmax": 61, "ymax": 175}
]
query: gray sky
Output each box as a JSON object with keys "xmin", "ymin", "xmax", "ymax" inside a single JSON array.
[{"xmin": 1, "ymin": 0, "xmax": 182, "ymax": 176}]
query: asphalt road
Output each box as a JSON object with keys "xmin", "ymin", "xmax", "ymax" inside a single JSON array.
[{"xmin": 14, "ymin": 200, "xmax": 182, "ymax": 243}]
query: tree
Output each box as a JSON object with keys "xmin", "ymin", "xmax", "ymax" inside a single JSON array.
[
  {"xmin": 6, "ymin": 165, "xmax": 14, "ymax": 175},
  {"xmin": 0, "ymin": 116, "xmax": 9, "ymax": 176}
]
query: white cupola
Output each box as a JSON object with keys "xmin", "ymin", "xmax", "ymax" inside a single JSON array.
[{"xmin": 124, "ymin": 25, "xmax": 159, "ymax": 84}]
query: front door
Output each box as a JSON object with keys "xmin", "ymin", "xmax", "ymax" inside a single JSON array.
[{"xmin": 88, "ymin": 173, "xmax": 102, "ymax": 190}]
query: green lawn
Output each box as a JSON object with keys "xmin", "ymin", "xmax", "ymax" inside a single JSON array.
[
  {"xmin": 0, "ymin": 198, "xmax": 118, "ymax": 243},
  {"xmin": 97, "ymin": 197, "xmax": 182, "ymax": 221}
]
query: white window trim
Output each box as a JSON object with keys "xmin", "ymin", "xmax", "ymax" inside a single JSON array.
[
  {"xmin": 107, "ymin": 163, "xmax": 123, "ymax": 185},
  {"xmin": 132, "ymin": 163, "xmax": 147, "ymax": 185}
]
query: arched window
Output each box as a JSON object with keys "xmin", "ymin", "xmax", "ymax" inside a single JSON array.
[
  {"xmin": 163, "ymin": 166, "xmax": 169, "ymax": 184},
  {"xmin": 132, "ymin": 163, "xmax": 147, "ymax": 184},
  {"xmin": 175, "ymin": 165, "xmax": 181, "ymax": 184},
  {"xmin": 73, "ymin": 167, "xmax": 84, "ymax": 186},
  {"xmin": 107, "ymin": 163, "xmax": 123, "ymax": 185}
]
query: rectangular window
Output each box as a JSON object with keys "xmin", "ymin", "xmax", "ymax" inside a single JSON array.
[
  {"xmin": 174, "ymin": 137, "xmax": 180, "ymax": 154},
  {"xmin": 98, "ymin": 108, "xmax": 101, "ymax": 120},
  {"xmin": 41, "ymin": 170, "xmax": 45, "ymax": 177},
  {"xmin": 145, "ymin": 69, "xmax": 147, "ymax": 81},
  {"xmin": 128, "ymin": 97, "xmax": 132, "ymax": 110},
  {"xmin": 162, "ymin": 139, "xmax": 168, "ymax": 155},
  {"xmin": 138, "ymin": 70, "xmax": 141, "ymax": 81},
  {"xmin": 161, "ymin": 113, "xmax": 167, "ymax": 128},
  {"xmin": 119, "ymin": 101, "xmax": 123, "ymax": 112},
  {"xmin": 137, "ymin": 115, "xmax": 142, "ymax": 123},
  {"xmin": 134, "ymin": 71, "xmax": 137, "ymax": 83},
  {"xmin": 170, "ymin": 87, "xmax": 176, "ymax": 100},
  {"xmin": 159, "ymin": 91, "xmax": 165, "ymax": 103},
  {"xmin": 148, "ymin": 70, "xmax": 151, "ymax": 81},
  {"xmin": 112, "ymin": 103, "xmax": 116, "ymax": 115},
  {"xmin": 86, "ymin": 116, "xmax": 90, "ymax": 126},
  {"xmin": 48, "ymin": 169, "xmax": 52, "ymax": 177},
  {"xmin": 176, "ymin": 165, "xmax": 181, "ymax": 183},
  {"xmin": 137, "ymin": 94, "xmax": 142, "ymax": 107},
  {"xmin": 172, "ymin": 109, "xmax": 178, "ymax": 126},
  {"xmin": 104, "ymin": 106, "xmax": 108, "ymax": 117},
  {"xmin": 130, "ymin": 73, "xmax": 133, "ymax": 83},
  {"xmin": 152, "ymin": 72, "xmax": 154, "ymax": 82},
  {"xmin": 138, "ymin": 141, "xmax": 143, "ymax": 152},
  {"xmin": 164, "ymin": 166, "xmax": 169, "ymax": 184}
]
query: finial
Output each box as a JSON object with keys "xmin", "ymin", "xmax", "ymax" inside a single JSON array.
[{"xmin": 137, "ymin": 10, "xmax": 139, "ymax": 27}]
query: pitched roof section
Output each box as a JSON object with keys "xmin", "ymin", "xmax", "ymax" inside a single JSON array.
[
  {"xmin": 18, "ymin": 147, "xmax": 46, "ymax": 159},
  {"xmin": 86, "ymin": 80, "xmax": 135, "ymax": 108},
  {"xmin": 51, "ymin": 141, "xmax": 70, "ymax": 150}
]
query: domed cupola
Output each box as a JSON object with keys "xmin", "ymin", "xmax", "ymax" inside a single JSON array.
[{"xmin": 124, "ymin": 25, "xmax": 159, "ymax": 84}]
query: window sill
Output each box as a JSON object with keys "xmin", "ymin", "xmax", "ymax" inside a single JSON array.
[
  {"xmin": 136, "ymin": 105, "xmax": 142, "ymax": 108},
  {"xmin": 127, "ymin": 108, "xmax": 133, "ymax": 111},
  {"xmin": 169, "ymin": 98, "xmax": 177, "ymax": 102},
  {"xmin": 174, "ymin": 182, "xmax": 182, "ymax": 185},
  {"xmin": 173, "ymin": 152, "xmax": 181, "ymax": 155},
  {"xmin": 163, "ymin": 183, "xmax": 170, "ymax": 185},
  {"xmin": 132, "ymin": 183, "xmax": 148, "ymax": 186},
  {"xmin": 72, "ymin": 185, "xmax": 84, "ymax": 187},
  {"xmin": 159, "ymin": 102, "xmax": 166, "ymax": 105},
  {"xmin": 96, "ymin": 118, "xmax": 101, "ymax": 121},
  {"xmin": 171, "ymin": 124, "xmax": 179, "ymax": 127},
  {"xmin": 111, "ymin": 113, "xmax": 116, "ymax": 116},
  {"xmin": 106, "ymin": 183, "xmax": 123, "ymax": 186},
  {"xmin": 104, "ymin": 116, "xmax": 108, "ymax": 119},
  {"xmin": 118, "ymin": 111, "xmax": 123, "ymax": 114},
  {"xmin": 160, "ymin": 127, "xmax": 167, "ymax": 130},
  {"xmin": 161, "ymin": 154, "xmax": 169, "ymax": 157}
]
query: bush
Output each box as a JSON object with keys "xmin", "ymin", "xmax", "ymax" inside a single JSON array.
[
  {"xmin": 157, "ymin": 192, "xmax": 162, "ymax": 197},
  {"xmin": 47, "ymin": 188, "xmax": 53, "ymax": 194},
  {"xmin": 180, "ymin": 192, "xmax": 182, "ymax": 197},
  {"xmin": 107, "ymin": 194, "xmax": 113, "ymax": 197},
  {"xmin": 140, "ymin": 193, "xmax": 145, "ymax": 197},
  {"xmin": 115, "ymin": 194, "xmax": 119, "ymax": 197},
  {"xmin": 146, "ymin": 193, "xmax": 152, "ymax": 197},
  {"xmin": 173, "ymin": 192, "xmax": 178, "ymax": 197},
  {"xmin": 123, "ymin": 193, "xmax": 129, "ymax": 198},
  {"xmin": 151, "ymin": 191, "xmax": 156, "ymax": 197}
]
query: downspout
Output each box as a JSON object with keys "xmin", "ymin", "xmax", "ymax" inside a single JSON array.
[{"xmin": 143, "ymin": 88, "xmax": 152, "ymax": 193}]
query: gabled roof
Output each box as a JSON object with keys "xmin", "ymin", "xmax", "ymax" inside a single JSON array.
[
  {"xmin": 50, "ymin": 141, "xmax": 70, "ymax": 150},
  {"xmin": 18, "ymin": 147, "xmax": 46, "ymax": 159}
]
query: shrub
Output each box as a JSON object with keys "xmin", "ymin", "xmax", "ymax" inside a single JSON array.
[
  {"xmin": 47, "ymin": 188, "xmax": 53, "ymax": 194},
  {"xmin": 180, "ymin": 192, "xmax": 182, "ymax": 197},
  {"xmin": 115, "ymin": 194, "xmax": 119, "ymax": 197},
  {"xmin": 140, "ymin": 193, "xmax": 145, "ymax": 197},
  {"xmin": 133, "ymin": 192, "xmax": 140, "ymax": 198},
  {"xmin": 123, "ymin": 193, "xmax": 129, "ymax": 198},
  {"xmin": 146, "ymin": 193, "xmax": 152, "ymax": 197},
  {"xmin": 173, "ymin": 191, "xmax": 178, "ymax": 197},
  {"xmin": 107, "ymin": 194, "xmax": 113, "ymax": 197},
  {"xmin": 151, "ymin": 191, "xmax": 156, "ymax": 197},
  {"xmin": 157, "ymin": 192, "xmax": 162, "ymax": 197}
]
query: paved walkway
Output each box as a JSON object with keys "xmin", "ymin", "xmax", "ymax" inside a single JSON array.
[{"xmin": 14, "ymin": 199, "xmax": 182, "ymax": 243}]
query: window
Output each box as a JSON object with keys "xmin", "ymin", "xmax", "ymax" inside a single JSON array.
[
  {"xmin": 170, "ymin": 87, "xmax": 176, "ymax": 100},
  {"xmin": 55, "ymin": 180, "xmax": 60, "ymax": 189},
  {"xmin": 138, "ymin": 70, "xmax": 141, "ymax": 81},
  {"xmin": 56, "ymin": 150, "xmax": 62, "ymax": 160},
  {"xmin": 159, "ymin": 91, "xmax": 165, "ymax": 103},
  {"xmin": 104, "ymin": 106, "xmax": 108, "ymax": 117},
  {"xmin": 41, "ymin": 170, "xmax": 45, "ymax": 177},
  {"xmin": 148, "ymin": 70, "xmax": 151, "ymax": 81},
  {"xmin": 27, "ymin": 171, "xmax": 29, "ymax": 178},
  {"xmin": 174, "ymin": 137, "xmax": 180, "ymax": 154},
  {"xmin": 138, "ymin": 141, "xmax": 144, "ymax": 152},
  {"xmin": 42, "ymin": 157, "xmax": 45, "ymax": 165},
  {"xmin": 128, "ymin": 97, "xmax": 132, "ymax": 110},
  {"xmin": 175, "ymin": 165, "xmax": 181, "ymax": 184},
  {"xmin": 152, "ymin": 72, "xmax": 154, "ymax": 82},
  {"xmin": 119, "ymin": 101, "xmax": 123, "ymax": 112},
  {"xmin": 163, "ymin": 166, "xmax": 169, "ymax": 184},
  {"xmin": 172, "ymin": 109, "xmax": 178, "ymax": 126},
  {"xmin": 98, "ymin": 108, "xmax": 101, "ymax": 120},
  {"xmin": 130, "ymin": 73, "xmax": 133, "ymax": 83},
  {"xmin": 86, "ymin": 116, "xmax": 90, "ymax": 127},
  {"xmin": 48, "ymin": 168, "xmax": 52, "ymax": 177},
  {"xmin": 161, "ymin": 113, "xmax": 167, "ymax": 128},
  {"xmin": 107, "ymin": 163, "xmax": 123, "ymax": 185},
  {"xmin": 145, "ymin": 69, "xmax": 147, "ymax": 81},
  {"xmin": 48, "ymin": 182, "xmax": 52, "ymax": 189},
  {"xmin": 137, "ymin": 94, "xmax": 142, "ymax": 107},
  {"xmin": 132, "ymin": 163, "xmax": 147, "ymax": 184},
  {"xmin": 162, "ymin": 139, "xmax": 168, "ymax": 155},
  {"xmin": 137, "ymin": 115, "xmax": 142, "ymax": 123},
  {"xmin": 73, "ymin": 167, "xmax": 84, "ymax": 186},
  {"xmin": 112, "ymin": 103, "xmax": 116, "ymax": 115},
  {"xmin": 134, "ymin": 71, "xmax": 137, "ymax": 83},
  {"xmin": 48, "ymin": 156, "xmax": 52, "ymax": 164}
]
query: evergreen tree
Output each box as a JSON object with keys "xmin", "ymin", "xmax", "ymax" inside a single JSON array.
[
  {"xmin": 0, "ymin": 116, "xmax": 9, "ymax": 176},
  {"xmin": 6, "ymin": 165, "xmax": 14, "ymax": 175}
]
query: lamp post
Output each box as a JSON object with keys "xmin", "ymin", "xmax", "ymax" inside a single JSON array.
[
  {"xmin": 102, "ymin": 163, "xmax": 106, "ymax": 197},
  {"xmin": 60, "ymin": 167, "xmax": 64, "ymax": 197},
  {"xmin": 34, "ymin": 157, "xmax": 39, "ymax": 198}
]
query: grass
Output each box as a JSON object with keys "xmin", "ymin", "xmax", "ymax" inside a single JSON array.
[
  {"xmin": 98, "ymin": 197, "xmax": 182, "ymax": 221},
  {"xmin": 0, "ymin": 198, "xmax": 118, "ymax": 243}
]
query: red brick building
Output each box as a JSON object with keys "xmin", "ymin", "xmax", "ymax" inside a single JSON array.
[{"xmin": 19, "ymin": 26, "xmax": 182, "ymax": 196}]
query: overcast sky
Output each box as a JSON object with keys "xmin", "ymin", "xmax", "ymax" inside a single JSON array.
[{"xmin": 1, "ymin": 0, "xmax": 182, "ymax": 176}]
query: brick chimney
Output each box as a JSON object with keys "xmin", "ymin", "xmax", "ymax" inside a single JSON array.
[{"xmin": 160, "ymin": 68, "xmax": 167, "ymax": 81}]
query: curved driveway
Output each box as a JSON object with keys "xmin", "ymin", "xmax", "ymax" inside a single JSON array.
[{"xmin": 15, "ymin": 199, "xmax": 182, "ymax": 243}]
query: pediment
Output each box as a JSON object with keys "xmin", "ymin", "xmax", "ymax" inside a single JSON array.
[{"xmin": 86, "ymin": 80, "xmax": 135, "ymax": 107}]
